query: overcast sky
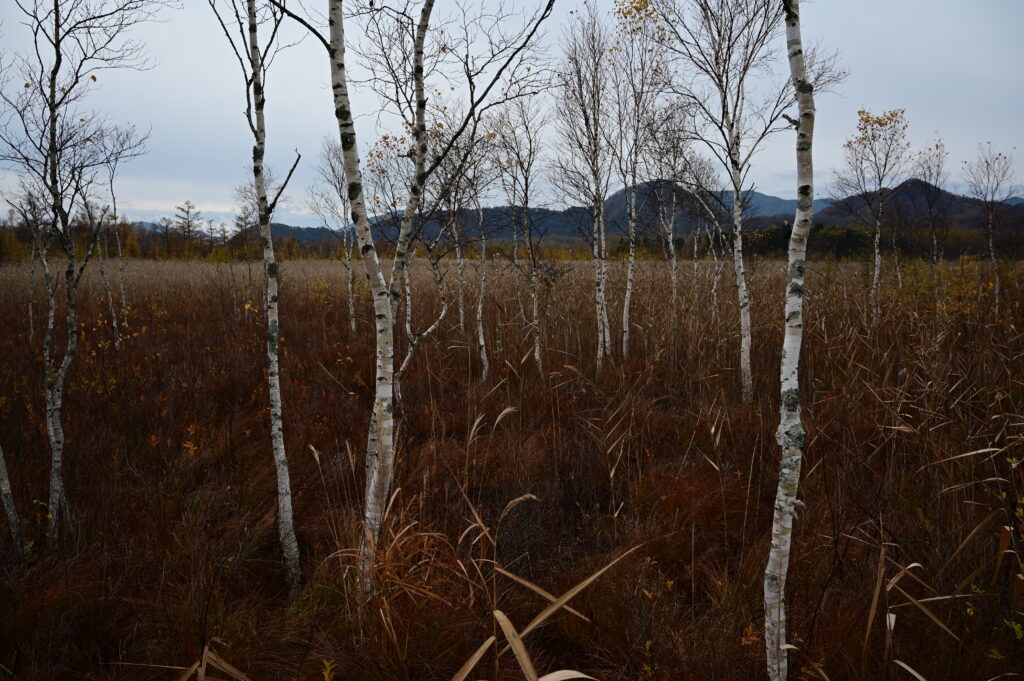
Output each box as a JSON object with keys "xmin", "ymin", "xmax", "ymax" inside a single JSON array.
[{"xmin": 2, "ymin": 0, "xmax": 1022, "ymax": 227}]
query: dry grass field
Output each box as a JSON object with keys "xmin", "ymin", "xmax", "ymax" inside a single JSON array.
[{"xmin": 0, "ymin": 256, "xmax": 1022, "ymax": 680}]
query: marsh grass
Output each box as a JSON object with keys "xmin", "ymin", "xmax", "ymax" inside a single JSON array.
[{"xmin": 0, "ymin": 256, "xmax": 1021, "ymax": 679}]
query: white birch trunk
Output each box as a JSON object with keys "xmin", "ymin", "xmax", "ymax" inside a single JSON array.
[
  {"xmin": 97, "ymin": 235, "xmax": 121, "ymax": 349},
  {"xmin": 708, "ymin": 224, "xmax": 722, "ymax": 319},
  {"xmin": 692, "ymin": 226, "xmax": 698, "ymax": 280},
  {"xmin": 0, "ymin": 443, "xmax": 26, "ymax": 558},
  {"xmin": 326, "ymin": 0, "xmax": 427, "ymax": 595},
  {"xmin": 512, "ymin": 223, "xmax": 526, "ymax": 322},
  {"xmin": 595, "ymin": 207, "xmax": 612, "ymax": 369},
  {"xmin": 529, "ymin": 267, "xmax": 543, "ymax": 376},
  {"xmin": 476, "ymin": 208, "xmax": 490, "ymax": 381},
  {"xmin": 730, "ymin": 173, "xmax": 753, "ymax": 403},
  {"xmin": 987, "ymin": 213, "xmax": 1000, "ymax": 316},
  {"xmin": 397, "ymin": 259, "xmax": 449, "ymax": 382},
  {"xmin": 28, "ymin": 246, "xmax": 38, "ymax": 345},
  {"xmin": 660, "ymin": 184, "xmax": 679, "ymax": 336},
  {"xmin": 44, "ymin": 246, "xmax": 94, "ymax": 548},
  {"xmin": 246, "ymin": 0, "xmax": 301, "ymax": 594},
  {"xmin": 114, "ymin": 228, "xmax": 129, "ymax": 323},
  {"xmin": 592, "ymin": 214, "xmax": 605, "ymax": 371},
  {"xmin": 346, "ymin": 253, "xmax": 357, "ymax": 335},
  {"xmin": 765, "ymin": 4, "xmax": 814, "ymax": 679},
  {"xmin": 871, "ymin": 211, "xmax": 882, "ymax": 327},
  {"xmin": 455, "ymin": 219, "xmax": 466, "ymax": 332},
  {"xmin": 621, "ymin": 185, "xmax": 636, "ymax": 358},
  {"xmin": 891, "ymin": 226, "xmax": 903, "ymax": 289}
]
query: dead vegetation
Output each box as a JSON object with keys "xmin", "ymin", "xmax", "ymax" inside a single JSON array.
[{"xmin": 0, "ymin": 256, "xmax": 1021, "ymax": 679}]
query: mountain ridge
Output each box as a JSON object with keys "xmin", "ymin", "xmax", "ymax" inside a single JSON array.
[{"xmin": 131, "ymin": 180, "xmax": 1022, "ymax": 243}]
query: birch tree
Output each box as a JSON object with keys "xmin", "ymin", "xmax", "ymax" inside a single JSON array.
[
  {"xmin": 644, "ymin": 102, "xmax": 696, "ymax": 343},
  {"xmin": 911, "ymin": 138, "xmax": 951, "ymax": 299},
  {"xmin": 962, "ymin": 142, "xmax": 1016, "ymax": 316},
  {"xmin": 831, "ymin": 109, "xmax": 911, "ymax": 328},
  {"xmin": 429, "ymin": 107, "xmax": 495, "ymax": 339},
  {"xmin": 647, "ymin": 0, "xmax": 780, "ymax": 401},
  {"xmin": 609, "ymin": 0, "xmax": 668, "ymax": 358},
  {"xmin": 474, "ymin": 200, "xmax": 490, "ymax": 380},
  {"xmin": 0, "ymin": 0, "xmax": 154, "ymax": 548},
  {"xmin": 552, "ymin": 2, "xmax": 614, "ymax": 372},
  {"xmin": 208, "ymin": 0, "xmax": 303, "ymax": 593},
  {"xmin": 273, "ymin": 0, "xmax": 554, "ymax": 595},
  {"xmin": 1, "ymin": 442, "xmax": 27, "ymax": 559},
  {"xmin": 650, "ymin": 0, "xmax": 841, "ymax": 401},
  {"xmin": 308, "ymin": 137, "xmax": 357, "ymax": 334},
  {"xmin": 763, "ymin": 2, "xmax": 815, "ymax": 678},
  {"xmin": 496, "ymin": 98, "xmax": 549, "ymax": 376}
]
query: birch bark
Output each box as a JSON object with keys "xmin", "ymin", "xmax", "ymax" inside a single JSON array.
[
  {"xmin": 553, "ymin": 5, "xmax": 612, "ymax": 374},
  {"xmin": 0, "ymin": 444, "xmax": 26, "ymax": 558},
  {"xmin": 281, "ymin": 0, "xmax": 552, "ymax": 596},
  {"xmin": 245, "ymin": 0, "xmax": 302, "ymax": 594},
  {"xmin": 871, "ymin": 209, "xmax": 882, "ymax": 327},
  {"xmin": 764, "ymin": 3, "xmax": 814, "ymax": 678},
  {"xmin": 621, "ymin": 188, "xmax": 637, "ymax": 357},
  {"xmin": 97, "ymin": 235, "xmax": 121, "ymax": 349},
  {"xmin": 345, "ymin": 229, "xmax": 357, "ymax": 334},
  {"xmin": 475, "ymin": 204, "xmax": 490, "ymax": 381},
  {"xmin": 987, "ymin": 214, "xmax": 1000, "ymax": 315},
  {"xmin": 729, "ymin": 167, "xmax": 754, "ymax": 402},
  {"xmin": 326, "ymin": 0, "xmax": 400, "ymax": 593},
  {"xmin": 115, "ymin": 228, "xmax": 129, "ymax": 322},
  {"xmin": 962, "ymin": 143, "xmax": 1015, "ymax": 319}
]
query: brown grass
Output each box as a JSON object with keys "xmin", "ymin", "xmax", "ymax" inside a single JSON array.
[{"xmin": 0, "ymin": 255, "xmax": 1021, "ymax": 680}]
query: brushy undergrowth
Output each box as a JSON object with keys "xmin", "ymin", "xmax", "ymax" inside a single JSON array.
[{"xmin": 0, "ymin": 256, "xmax": 1021, "ymax": 680}]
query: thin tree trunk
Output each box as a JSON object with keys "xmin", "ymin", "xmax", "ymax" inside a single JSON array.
[
  {"xmin": 708, "ymin": 224, "xmax": 722, "ymax": 319},
  {"xmin": 595, "ymin": 207, "xmax": 611, "ymax": 370},
  {"xmin": 455, "ymin": 219, "xmax": 466, "ymax": 332},
  {"xmin": 661, "ymin": 183, "xmax": 679, "ymax": 337},
  {"xmin": 529, "ymin": 267, "xmax": 543, "ymax": 376},
  {"xmin": 765, "ymin": 4, "xmax": 814, "ymax": 679},
  {"xmin": 114, "ymin": 227, "xmax": 129, "ymax": 322},
  {"xmin": 346, "ymin": 260, "xmax": 357, "ymax": 335},
  {"xmin": 891, "ymin": 225, "xmax": 903, "ymax": 289},
  {"xmin": 592, "ymin": 209, "xmax": 607, "ymax": 372},
  {"xmin": 987, "ymin": 213, "xmax": 1000, "ymax": 316},
  {"xmin": 476, "ymin": 206, "xmax": 490, "ymax": 381},
  {"xmin": 327, "ymin": 0, "xmax": 424, "ymax": 596},
  {"xmin": 97, "ymin": 234, "xmax": 121, "ymax": 349},
  {"xmin": 730, "ymin": 177, "xmax": 753, "ymax": 403},
  {"xmin": 247, "ymin": 0, "xmax": 301, "ymax": 593},
  {"xmin": 28, "ymin": 245, "xmax": 38, "ymax": 345},
  {"xmin": 621, "ymin": 186, "xmax": 636, "ymax": 357},
  {"xmin": 692, "ymin": 227, "xmax": 698, "ymax": 280},
  {"xmin": 44, "ymin": 256, "xmax": 76, "ymax": 548},
  {"xmin": 512, "ymin": 223, "xmax": 525, "ymax": 322},
  {"xmin": 0, "ymin": 443, "xmax": 26, "ymax": 558},
  {"xmin": 226, "ymin": 230, "xmax": 240, "ymax": 317},
  {"xmin": 871, "ymin": 211, "xmax": 882, "ymax": 327}
]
